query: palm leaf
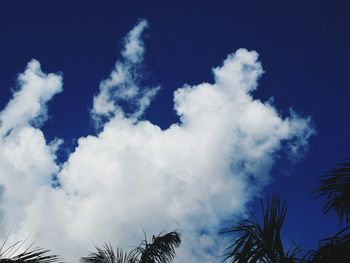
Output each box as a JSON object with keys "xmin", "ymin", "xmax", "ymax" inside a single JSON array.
[
  {"xmin": 220, "ymin": 195, "xmax": 300, "ymax": 263},
  {"xmin": 0, "ymin": 239, "xmax": 61, "ymax": 263},
  {"xmin": 314, "ymin": 160, "xmax": 350, "ymax": 225},
  {"xmin": 132, "ymin": 231, "xmax": 181, "ymax": 263},
  {"xmin": 80, "ymin": 244, "xmax": 136, "ymax": 263},
  {"xmin": 302, "ymin": 226, "xmax": 350, "ymax": 262}
]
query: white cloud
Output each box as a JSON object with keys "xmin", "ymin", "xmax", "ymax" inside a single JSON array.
[
  {"xmin": 122, "ymin": 19, "xmax": 149, "ymax": 64},
  {"xmin": 0, "ymin": 20, "xmax": 314, "ymax": 262},
  {"xmin": 0, "ymin": 59, "xmax": 62, "ymax": 136},
  {"xmin": 92, "ymin": 19, "xmax": 159, "ymax": 124},
  {"xmin": 0, "ymin": 60, "xmax": 62, "ymax": 238}
]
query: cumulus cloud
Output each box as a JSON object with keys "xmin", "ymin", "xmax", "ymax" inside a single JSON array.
[
  {"xmin": 0, "ymin": 60, "xmax": 62, "ymax": 237},
  {"xmin": 0, "ymin": 20, "xmax": 314, "ymax": 262},
  {"xmin": 0, "ymin": 60, "xmax": 62, "ymax": 136}
]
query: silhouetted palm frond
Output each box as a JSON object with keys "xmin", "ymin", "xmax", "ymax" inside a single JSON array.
[
  {"xmin": 302, "ymin": 226, "xmax": 350, "ymax": 262},
  {"xmin": 314, "ymin": 161, "xmax": 350, "ymax": 225},
  {"xmin": 220, "ymin": 195, "xmax": 300, "ymax": 263},
  {"xmin": 0, "ymin": 239, "xmax": 61, "ymax": 263},
  {"xmin": 132, "ymin": 231, "xmax": 181, "ymax": 263},
  {"xmin": 80, "ymin": 244, "xmax": 136, "ymax": 263}
]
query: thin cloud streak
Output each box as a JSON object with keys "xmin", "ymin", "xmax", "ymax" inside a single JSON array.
[{"xmin": 92, "ymin": 19, "xmax": 159, "ymax": 125}]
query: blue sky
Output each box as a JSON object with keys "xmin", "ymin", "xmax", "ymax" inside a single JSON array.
[{"xmin": 0, "ymin": 0, "xmax": 349, "ymax": 261}]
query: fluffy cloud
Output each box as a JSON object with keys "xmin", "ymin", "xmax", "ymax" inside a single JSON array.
[
  {"xmin": 0, "ymin": 60, "xmax": 62, "ymax": 237},
  {"xmin": 0, "ymin": 20, "xmax": 314, "ymax": 262},
  {"xmin": 0, "ymin": 60, "xmax": 62, "ymax": 136}
]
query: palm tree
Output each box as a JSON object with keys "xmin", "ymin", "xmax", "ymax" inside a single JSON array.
[
  {"xmin": 220, "ymin": 195, "xmax": 301, "ymax": 263},
  {"xmin": 314, "ymin": 160, "xmax": 350, "ymax": 225},
  {"xmin": 302, "ymin": 226, "xmax": 350, "ymax": 262},
  {"xmin": 81, "ymin": 244, "xmax": 136, "ymax": 263},
  {"xmin": 0, "ymin": 239, "xmax": 61, "ymax": 263},
  {"xmin": 81, "ymin": 230, "xmax": 181, "ymax": 263},
  {"xmin": 303, "ymin": 160, "xmax": 350, "ymax": 262},
  {"xmin": 132, "ymin": 231, "xmax": 181, "ymax": 263}
]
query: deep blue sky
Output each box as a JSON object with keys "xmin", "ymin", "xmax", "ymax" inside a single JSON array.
[{"xmin": 0, "ymin": 0, "xmax": 349, "ymax": 253}]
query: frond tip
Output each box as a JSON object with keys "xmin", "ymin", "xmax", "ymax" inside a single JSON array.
[
  {"xmin": 314, "ymin": 161, "xmax": 350, "ymax": 225},
  {"xmin": 81, "ymin": 230, "xmax": 181, "ymax": 263},
  {"xmin": 0, "ymin": 239, "xmax": 61, "ymax": 263},
  {"xmin": 302, "ymin": 226, "xmax": 350, "ymax": 262},
  {"xmin": 132, "ymin": 230, "xmax": 181, "ymax": 263},
  {"xmin": 220, "ymin": 195, "xmax": 300, "ymax": 263},
  {"xmin": 80, "ymin": 244, "xmax": 136, "ymax": 263}
]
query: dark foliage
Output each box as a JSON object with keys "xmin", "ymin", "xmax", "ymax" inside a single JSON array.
[
  {"xmin": 314, "ymin": 161, "xmax": 350, "ymax": 225},
  {"xmin": 302, "ymin": 226, "xmax": 350, "ymax": 262},
  {"xmin": 81, "ymin": 231, "xmax": 181, "ymax": 263},
  {"xmin": 0, "ymin": 239, "xmax": 61, "ymax": 263},
  {"xmin": 132, "ymin": 231, "xmax": 181, "ymax": 263},
  {"xmin": 81, "ymin": 244, "xmax": 136, "ymax": 263},
  {"xmin": 220, "ymin": 195, "xmax": 300, "ymax": 263}
]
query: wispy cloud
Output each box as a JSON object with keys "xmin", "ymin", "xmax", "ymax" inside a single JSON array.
[
  {"xmin": 0, "ymin": 20, "xmax": 314, "ymax": 262},
  {"xmin": 92, "ymin": 19, "xmax": 159, "ymax": 125}
]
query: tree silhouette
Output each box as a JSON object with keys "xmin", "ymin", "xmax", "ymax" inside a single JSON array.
[
  {"xmin": 314, "ymin": 160, "xmax": 350, "ymax": 225},
  {"xmin": 220, "ymin": 195, "xmax": 300, "ymax": 263},
  {"xmin": 0, "ymin": 239, "xmax": 61, "ymax": 263},
  {"xmin": 132, "ymin": 231, "xmax": 181, "ymax": 263},
  {"xmin": 303, "ymin": 160, "xmax": 350, "ymax": 262},
  {"xmin": 302, "ymin": 226, "xmax": 350, "ymax": 262},
  {"xmin": 81, "ymin": 244, "xmax": 136, "ymax": 263},
  {"xmin": 81, "ymin": 230, "xmax": 181, "ymax": 263}
]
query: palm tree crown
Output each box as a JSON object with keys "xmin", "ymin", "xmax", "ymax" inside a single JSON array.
[
  {"xmin": 302, "ymin": 226, "xmax": 350, "ymax": 262},
  {"xmin": 314, "ymin": 161, "xmax": 350, "ymax": 225},
  {"xmin": 81, "ymin": 244, "xmax": 137, "ymax": 263},
  {"xmin": 81, "ymin": 230, "xmax": 181, "ymax": 263},
  {"xmin": 220, "ymin": 195, "xmax": 300, "ymax": 263},
  {"xmin": 0, "ymin": 239, "xmax": 61, "ymax": 263},
  {"xmin": 133, "ymin": 231, "xmax": 181, "ymax": 263}
]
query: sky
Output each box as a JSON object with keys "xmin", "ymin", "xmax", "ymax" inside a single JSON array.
[{"xmin": 0, "ymin": 0, "xmax": 349, "ymax": 262}]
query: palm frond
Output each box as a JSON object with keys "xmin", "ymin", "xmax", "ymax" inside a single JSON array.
[
  {"xmin": 314, "ymin": 161, "xmax": 350, "ymax": 225},
  {"xmin": 132, "ymin": 231, "xmax": 181, "ymax": 263},
  {"xmin": 0, "ymin": 239, "xmax": 61, "ymax": 263},
  {"xmin": 81, "ymin": 244, "xmax": 136, "ymax": 263},
  {"xmin": 220, "ymin": 195, "xmax": 300, "ymax": 263},
  {"xmin": 302, "ymin": 226, "xmax": 350, "ymax": 262}
]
